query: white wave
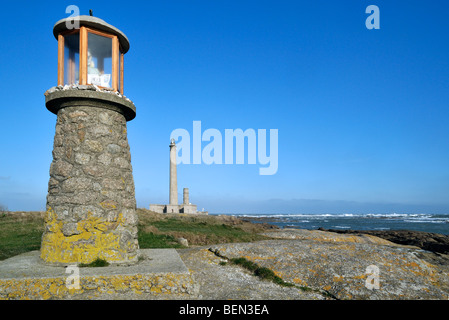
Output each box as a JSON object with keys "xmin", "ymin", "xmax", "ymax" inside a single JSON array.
[{"xmin": 404, "ymin": 219, "xmax": 446, "ymax": 224}]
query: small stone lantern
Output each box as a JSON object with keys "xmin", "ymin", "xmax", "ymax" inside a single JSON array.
[{"xmin": 41, "ymin": 15, "xmax": 139, "ymax": 265}]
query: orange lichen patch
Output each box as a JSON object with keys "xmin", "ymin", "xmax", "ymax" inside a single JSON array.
[
  {"xmin": 353, "ymin": 274, "xmax": 367, "ymax": 280},
  {"xmin": 333, "ymin": 275, "xmax": 344, "ymax": 282},
  {"xmin": 242, "ymin": 255, "xmax": 276, "ymax": 262},
  {"xmin": 293, "ymin": 278, "xmax": 308, "ymax": 286}
]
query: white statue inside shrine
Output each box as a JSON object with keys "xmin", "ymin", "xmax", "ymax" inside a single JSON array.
[{"xmin": 87, "ymin": 50, "xmax": 111, "ymax": 88}]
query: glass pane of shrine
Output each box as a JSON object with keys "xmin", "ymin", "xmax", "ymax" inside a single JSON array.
[
  {"xmin": 118, "ymin": 51, "xmax": 122, "ymax": 92},
  {"xmin": 64, "ymin": 32, "xmax": 80, "ymax": 85},
  {"xmin": 87, "ymin": 32, "xmax": 113, "ymax": 88}
]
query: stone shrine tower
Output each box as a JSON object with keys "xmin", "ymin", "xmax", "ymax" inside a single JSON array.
[{"xmin": 41, "ymin": 15, "xmax": 139, "ymax": 264}]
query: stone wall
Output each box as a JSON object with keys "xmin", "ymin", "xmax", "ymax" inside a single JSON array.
[
  {"xmin": 149, "ymin": 204, "xmax": 165, "ymax": 214},
  {"xmin": 148, "ymin": 204, "xmax": 202, "ymax": 214},
  {"xmin": 180, "ymin": 204, "xmax": 197, "ymax": 214},
  {"xmin": 41, "ymin": 99, "xmax": 139, "ymax": 265}
]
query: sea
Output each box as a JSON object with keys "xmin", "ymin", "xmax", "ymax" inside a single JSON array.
[{"xmin": 218, "ymin": 213, "xmax": 449, "ymax": 235}]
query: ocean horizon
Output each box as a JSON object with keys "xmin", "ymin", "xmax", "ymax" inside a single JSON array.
[{"xmin": 212, "ymin": 213, "xmax": 449, "ymax": 235}]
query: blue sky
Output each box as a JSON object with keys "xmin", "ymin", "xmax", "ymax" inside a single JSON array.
[{"xmin": 0, "ymin": 1, "xmax": 448, "ymax": 214}]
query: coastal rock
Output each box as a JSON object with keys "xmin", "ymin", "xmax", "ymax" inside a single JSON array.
[
  {"xmin": 260, "ymin": 228, "xmax": 403, "ymax": 246},
  {"xmin": 206, "ymin": 230, "xmax": 449, "ymax": 300},
  {"xmin": 178, "ymin": 247, "xmax": 324, "ymax": 300},
  {"xmin": 318, "ymin": 228, "xmax": 449, "ymax": 254},
  {"xmin": 177, "ymin": 237, "xmax": 189, "ymax": 247}
]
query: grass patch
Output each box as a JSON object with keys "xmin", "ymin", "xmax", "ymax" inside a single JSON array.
[
  {"xmin": 138, "ymin": 231, "xmax": 183, "ymax": 248},
  {"xmin": 152, "ymin": 219, "xmax": 257, "ymax": 243},
  {"xmin": 229, "ymin": 257, "xmax": 295, "ymax": 287},
  {"xmin": 0, "ymin": 213, "xmax": 44, "ymax": 261},
  {"xmin": 79, "ymin": 258, "xmax": 110, "ymax": 267},
  {"xmin": 137, "ymin": 209, "xmax": 272, "ymax": 248}
]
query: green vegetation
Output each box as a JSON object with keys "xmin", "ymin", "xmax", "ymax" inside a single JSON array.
[
  {"xmin": 0, "ymin": 213, "xmax": 44, "ymax": 261},
  {"xmin": 229, "ymin": 257, "xmax": 295, "ymax": 288},
  {"xmin": 136, "ymin": 209, "xmax": 271, "ymax": 248},
  {"xmin": 79, "ymin": 258, "xmax": 110, "ymax": 267},
  {"xmin": 138, "ymin": 232, "xmax": 183, "ymax": 249}
]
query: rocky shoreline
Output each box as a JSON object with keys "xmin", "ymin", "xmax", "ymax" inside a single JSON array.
[
  {"xmin": 242, "ymin": 215, "xmax": 449, "ymax": 255},
  {"xmin": 318, "ymin": 228, "xmax": 449, "ymax": 255}
]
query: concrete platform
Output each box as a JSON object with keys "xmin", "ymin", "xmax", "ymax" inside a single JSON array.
[{"xmin": 0, "ymin": 249, "xmax": 198, "ymax": 300}]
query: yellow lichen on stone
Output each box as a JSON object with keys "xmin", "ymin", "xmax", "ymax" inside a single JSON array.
[
  {"xmin": 100, "ymin": 201, "xmax": 117, "ymax": 209},
  {"xmin": 0, "ymin": 272, "xmax": 195, "ymax": 300},
  {"xmin": 40, "ymin": 207, "xmax": 127, "ymax": 264}
]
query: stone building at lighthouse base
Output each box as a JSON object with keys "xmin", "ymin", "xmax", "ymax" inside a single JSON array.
[
  {"xmin": 150, "ymin": 202, "xmax": 198, "ymax": 214},
  {"xmin": 150, "ymin": 187, "xmax": 207, "ymax": 214}
]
